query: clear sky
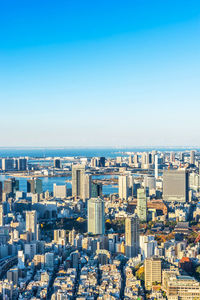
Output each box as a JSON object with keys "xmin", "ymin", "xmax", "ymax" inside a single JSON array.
[{"xmin": 0, "ymin": 0, "xmax": 200, "ymax": 147}]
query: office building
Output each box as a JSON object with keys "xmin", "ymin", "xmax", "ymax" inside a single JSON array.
[
  {"xmin": 27, "ymin": 178, "xmax": 42, "ymax": 194},
  {"xmin": 1, "ymin": 158, "xmax": 15, "ymax": 171},
  {"xmin": 155, "ymin": 154, "xmax": 159, "ymax": 179},
  {"xmin": 15, "ymin": 158, "xmax": 27, "ymax": 171},
  {"xmin": 190, "ymin": 150, "xmax": 195, "ymax": 165},
  {"xmin": 145, "ymin": 257, "xmax": 162, "ymax": 290},
  {"xmin": 125, "ymin": 214, "xmax": 139, "ymax": 258},
  {"xmin": 26, "ymin": 210, "xmax": 37, "ymax": 240},
  {"xmin": 54, "ymin": 159, "xmax": 61, "ymax": 168},
  {"xmin": 0, "ymin": 204, "xmax": 3, "ymax": 227},
  {"xmin": 53, "ymin": 184, "xmax": 67, "ymax": 199},
  {"xmin": 88, "ymin": 197, "xmax": 105, "ymax": 235},
  {"xmin": 0, "ymin": 181, "xmax": 2, "ymax": 202},
  {"xmin": 7, "ymin": 268, "xmax": 18, "ymax": 285},
  {"xmin": 83, "ymin": 174, "xmax": 92, "ymax": 200},
  {"xmin": 54, "ymin": 229, "xmax": 66, "ymax": 245},
  {"xmin": 3, "ymin": 178, "xmax": 19, "ymax": 196},
  {"xmin": 140, "ymin": 235, "xmax": 157, "ymax": 259},
  {"xmin": 99, "ymin": 157, "xmax": 105, "ymax": 167},
  {"xmin": 72, "ymin": 164, "xmax": 86, "ymax": 199},
  {"xmin": 91, "ymin": 182, "xmax": 102, "ymax": 198},
  {"xmin": 144, "ymin": 175, "xmax": 156, "ymax": 190},
  {"xmin": 163, "ymin": 169, "xmax": 189, "ymax": 203},
  {"xmin": 45, "ymin": 252, "xmax": 54, "ymax": 269},
  {"xmin": 137, "ymin": 188, "xmax": 147, "ymax": 222},
  {"xmin": 170, "ymin": 152, "xmax": 175, "ymax": 163},
  {"xmin": 118, "ymin": 175, "xmax": 129, "ymax": 200}
]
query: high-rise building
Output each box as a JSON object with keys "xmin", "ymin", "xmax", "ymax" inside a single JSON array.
[
  {"xmin": 54, "ymin": 229, "xmax": 66, "ymax": 245},
  {"xmin": 170, "ymin": 152, "xmax": 175, "ymax": 163},
  {"xmin": 163, "ymin": 169, "xmax": 189, "ymax": 203},
  {"xmin": 91, "ymin": 182, "xmax": 102, "ymax": 198},
  {"xmin": 1, "ymin": 158, "xmax": 15, "ymax": 171},
  {"xmin": 3, "ymin": 178, "xmax": 19, "ymax": 196},
  {"xmin": 53, "ymin": 184, "xmax": 67, "ymax": 199},
  {"xmin": 0, "ymin": 204, "xmax": 3, "ymax": 226},
  {"xmin": 26, "ymin": 210, "xmax": 37, "ymax": 240},
  {"xmin": 125, "ymin": 214, "xmax": 139, "ymax": 258},
  {"xmin": 15, "ymin": 158, "xmax": 27, "ymax": 171},
  {"xmin": 137, "ymin": 188, "xmax": 147, "ymax": 222},
  {"xmin": 72, "ymin": 165, "xmax": 86, "ymax": 199},
  {"xmin": 118, "ymin": 175, "xmax": 129, "ymax": 200},
  {"xmin": 99, "ymin": 157, "xmax": 105, "ymax": 167},
  {"xmin": 54, "ymin": 159, "xmax": 61, "ymax": 169},
  {"xmin": 190, "ymin": 150, "xmax": 195, "ymax": 165},
  {"xmin": 155, "ymin": 154, "xmax": 158, "ymax": 179},
  {"xmin": 129, "ymin": 155, "xmax": 133, "ymax": 165},
  {"xmin": 68, "ymin": 228, "xmax": 76, "ymax": 245},
  {"xmin": 7, "ymin": 268, "xmax": 18, "ymax": 285},
  {"xmin": 27, "ymin": 178, "xmax": 42, "ymax": 194},
  {"xmin": 88, "ymin": 197, "xmax": 105, "ymax": 235},
  {"xmin": 83, "ymin": 174, "xmax": 92, "ymax": 201},
  {"xmin": 0, "ymin": 181, "xmax": 2, "ymax": 202},
  {"xmin": 145, "ymin": 257, "xmax": 162, "ymax": 290}
]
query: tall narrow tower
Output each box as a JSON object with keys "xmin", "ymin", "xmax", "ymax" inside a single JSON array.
[{"xmin": 125, "ymin": 214, "xmax": 139, "ymax": 258}]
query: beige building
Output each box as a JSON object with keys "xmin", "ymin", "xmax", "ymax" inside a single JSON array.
[
  {"xmin": 26, "ymin": 210, "xmax": 37, "ymax": 241},
  {"xmin": 72, "ymin": 165, "xmax": 91, "ymax": 201},
  {"xmin": 163, "ymin": 272, "xmax": 200, "ymax": 300},
  {"xmin": 53, "ymin": 184, "xmax": 67, "ymax": 199},
  {"xmin": 118, "ymin": 175, "xmax": 129, "ymax": 200},
  {"xmin": 145, "ymin": 257, "xmax": 161, "ymax": 290},
  {"xmin": 125, "ymin": 214, "xmax": 139, "ymax": 258}
]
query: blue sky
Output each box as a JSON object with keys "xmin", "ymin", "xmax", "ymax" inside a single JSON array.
[{"xmin": 0, "ymin": 0, "xmax": 200, "ymax": 147}]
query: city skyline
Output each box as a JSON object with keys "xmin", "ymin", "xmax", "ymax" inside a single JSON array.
[{"xmin": 0, "ymin": 0, "xmax": 200, "ymax": 147}]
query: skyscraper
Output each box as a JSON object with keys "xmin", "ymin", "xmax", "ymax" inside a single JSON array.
[
  {"xmin": 3, "ymin": 178, "xmax": 19, "ymax": 196},
  {"xmin": 27, "ymin": 178, "xmax": 42, "ymax": 194},
  {"xmin": 190, "ymin": 150, "xmax": 195, "ymax": 165},
  {"xmin": 0, "ymin": 204, "xmax": 3, "ymax": 226},
  {"xmin": 83, "ymin": 174, "xmax": 92, "ymax": 201},
  {"xmin": 88, "ymin": 197, "xmax": 105, "ymax": 235},
  {"xmin": 155, "ymin": 154, "xmax": 158, "ymax": 179},
  {"xmin": 54, "ymin": 159, "xmax": 61, "ymax": 169},
  {"xmin": 163, "ymin": 169, "xmax": 189, "ymax": 203},
  {"xmin": 1, "ymin": 158, "xmax": 15, "ymax": 171},
  {"xmin": 15, "ymin": 158, "xmax": 27, "ymax": 171},
  {"xmin": 125, "ymin": 214, "xmax": 139, "ymax": 258},
  {"xmin": 137, "ymin": 188, "xmax": 147, "ymax": 222},
  {"xmin": 26, "ymin": 210, "xmax": 37, "ymax": 240},
  {"xmin": 0, "ymin": 181, "xmax": 2, "ymax": 202},
  {"xmin": 72, "ymin": 164, "xmax": 86, "ymax": 199},
  {"xmin": 118, "ymin": 175, "xmax": 129, "ymax": 200}
]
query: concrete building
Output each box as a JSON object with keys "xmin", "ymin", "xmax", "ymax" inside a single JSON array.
[
  {"xmin": 145, "ymin": 257, "xmax": 162, "ymax": 290},
  {"xmin": 0, "ymin": 204, "xmax": 3, "ymax": 227},
  {"xmin": 15, "ymin": 158, "xmax": 27, "ymax": 171},
  {"xmin": 27, "ymin": 178, "xmax": 42, "ymax": 194},
  {"xmin": 125, "ymin": 214, "xmax": 139, "ymax": 258},
  {"xmin": 72, "ymin": 164, "xmax": 88, "ymax": 200},
  {"xmin": 137, "ymin": 188, "xmax": 147, "ymax": 222},
  {"xmin": 190, "ymin": 150, "xmax": 195, "ymax": 165},
  {"xmin": 54, "ymin": 158, "xmax": 61, "ymax": 168},
  {"xmin": 53, "ymin": 184, "xmax": 67, "ymax": 199},
  {"xmin": 3, "ymin": 178, "xmax": 19, "ymax": 196},
  {"xmin": 26, "ymin": 210, "xmax": 37, "ymax": 240},
  {"xmin": 1, "ymin": 158, "xmax": 15, "ymax": 171},
  {"xmin": 118, "ymin": 175, "xmax": 129, "ymax": 200},
  {"xmin": 163, "ymin": 169, "xmax": 189, "ymax": 203},
  {"xmin": 88, "ymin": 197, "xmax": 105, "ymax": 235}
]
